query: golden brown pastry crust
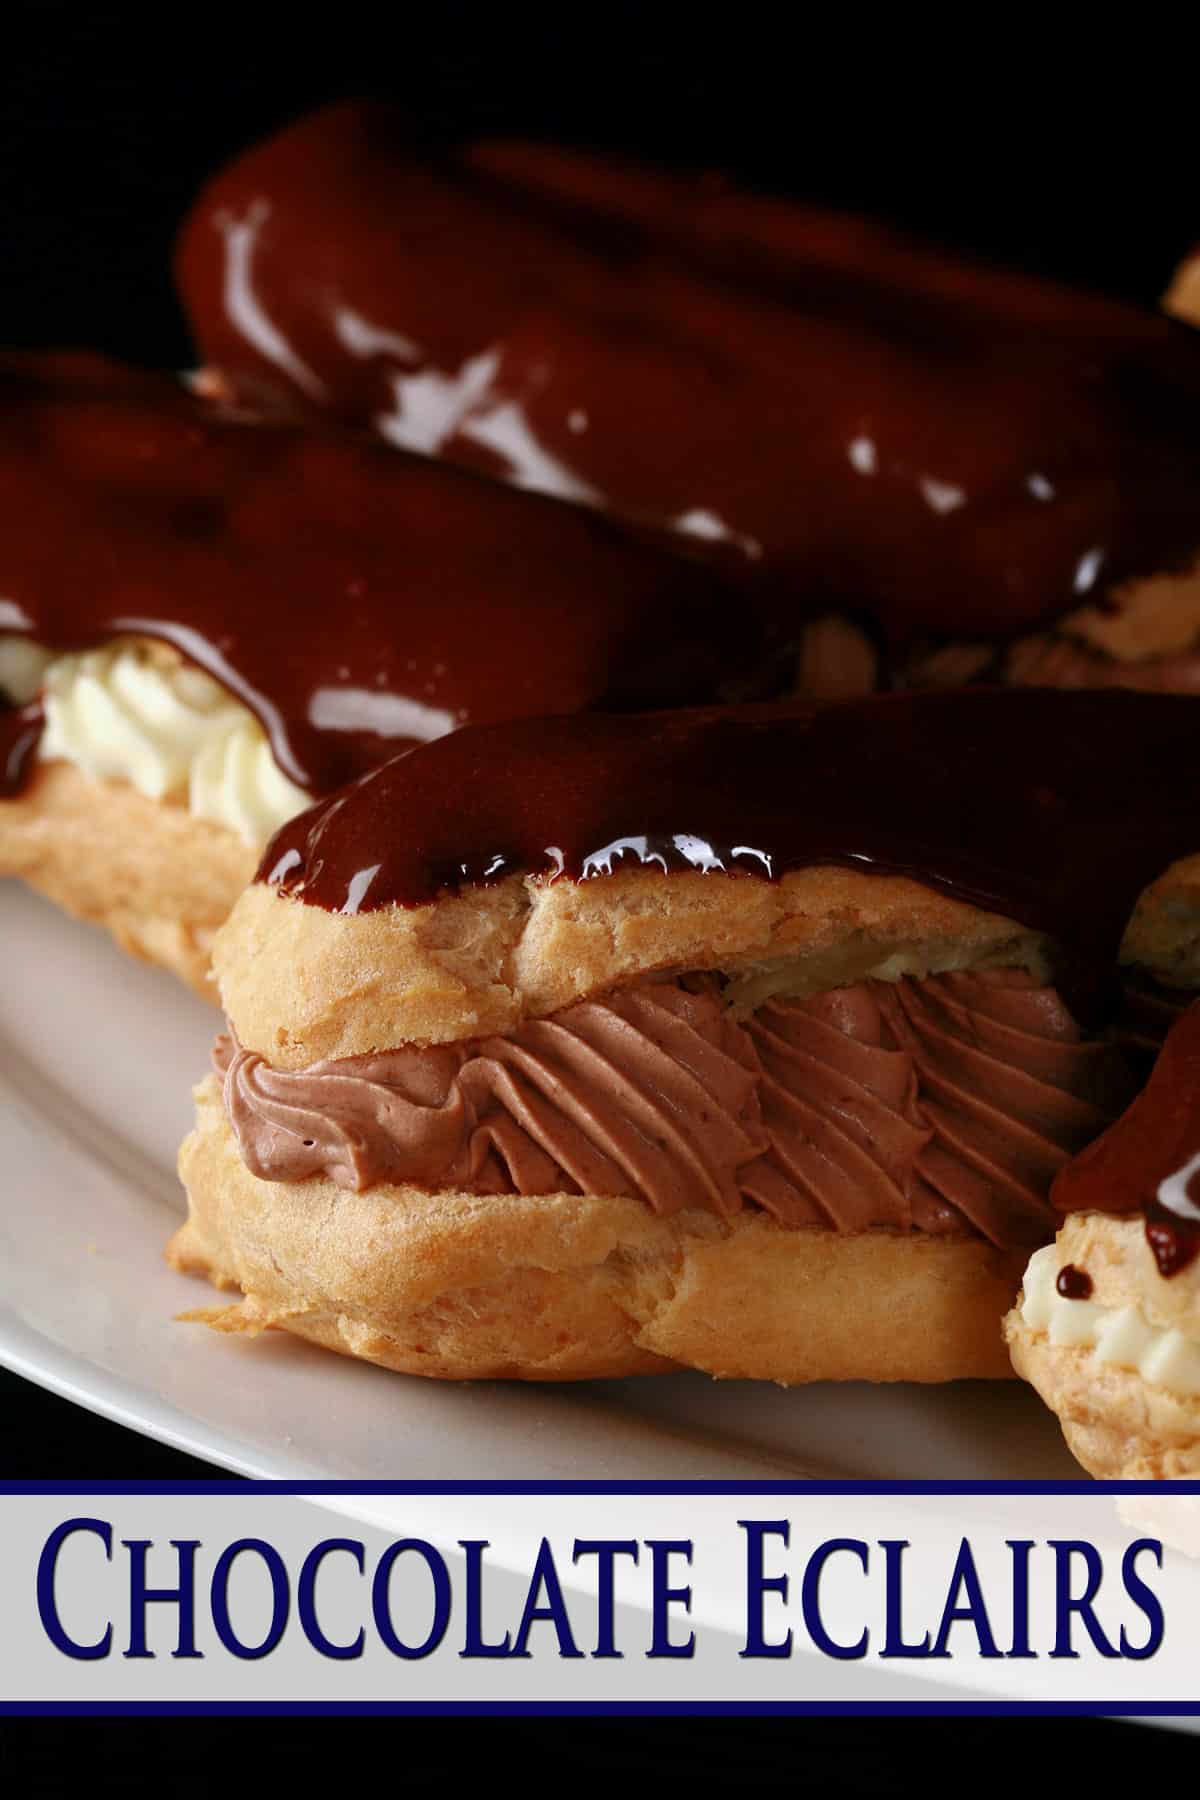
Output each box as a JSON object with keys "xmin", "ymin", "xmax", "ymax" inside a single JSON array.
[
  {"xmin": 215, "ymin": 851, "xmax": 1200, "ymax": 1070},
  {"xmin": 172, "ymin": 1074, "xmax": 1022, "ymax": 1383},
  {"xmin": 214, "ymin": 866, "xmax": 1059, "ymax": 1068},
  {"xmin": 1057, "ymin": 565, "xmax": 1200, "ymax": 665},
  {"xmin": 1008, "ymin": 1335, "xmax": 1200, "ymax": 1479},
  {"xmin": 1123, "ymin": 854, "xmax": 1200, "ymax": 990},
  {"xmin": 1005, "ymin": 1214, "xmax": 1200, "ymax": 1478},
  {"xmin": 1164, "ymin": 252, "xmax": 1200, "ymax": 330},
  {"xmin": 0, "ymin": 761, "xmax": 254, "ymax": 1000}
]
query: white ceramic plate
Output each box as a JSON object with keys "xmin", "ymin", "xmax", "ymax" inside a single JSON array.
[{"xmin": 0, "ymin": 879, "xmax": 1082, "ymax": 1483}]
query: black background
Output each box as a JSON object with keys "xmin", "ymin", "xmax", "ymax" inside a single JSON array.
[
  {"xmin": 0, "ymin": 4, "xmax": 1196, "ymax": 365},
  {"xmin": 1, "ymin": 0, "xmax": 1196, "ymax": 1777}
]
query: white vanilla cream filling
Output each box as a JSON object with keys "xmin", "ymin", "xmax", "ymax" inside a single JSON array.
[
  {"xmin": 0, "ymin": 637, "xmax": 310, "ymax": 846},
  {"xmin": 1020, "ymin": 1242, "xmax": 1200, "ymax": 1397}
]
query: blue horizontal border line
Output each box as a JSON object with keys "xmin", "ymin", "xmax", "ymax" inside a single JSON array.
[
  {"xmin": 1, "ymin": 1480, "xmax": 1199, "ymax": 1496},
  {"xmin": 0, "ymin": 1701, "xmax": 1190, "ymax": 1717}
]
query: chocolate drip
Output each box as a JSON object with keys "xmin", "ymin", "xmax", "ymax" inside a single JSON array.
[
  {"xmin": 0, "ymin": 354, "xmax": 754, "ymax": 800},
  {"xmin": 1143, "ymin": 1203, "xmax": 1200, "ymax": 1280},
  {"xmin": 262, "ymin": 689, "xmax": 1200, "ymax": 1001},
  {"xmin": 1054, "ymin": 999, "xmax": 1200, "ymax": 1276},
  {"xmin": 0, "ymin": 699, "xmax": 44, "ymax": 791},
  {"xmin": 1056, "ymin": 1263, "xmax": 1094, "ymax": 1299},
  {"xmin": 179, "ymin": 101, "xmax": 1200, "ymax": 645}
]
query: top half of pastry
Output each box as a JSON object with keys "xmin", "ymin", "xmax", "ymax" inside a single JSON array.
[
  {"xmin": 213, "ymin": 687, "xmax": 1200, "ymax": 1071},
  {"xmin": 177, "ymin": 101, "xmax": 1200, "ymax": 680},
  {"xmin": 0, "ymin": 350, "xmax": 755, "ymax": 836}
]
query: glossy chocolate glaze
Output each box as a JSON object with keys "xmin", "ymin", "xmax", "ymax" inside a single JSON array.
[
  {"xmin": 261, "ymin": 689, "xmax": 1200, "ymax": 1006},
  {"xmin": 0, "ymin": 701, "xmax": 45, "ymax": 793},
  {"xmin": 1054, "ymin": 999, "xmax": 1200, "ymax": 1277},
  {"xmin": 0, "ymin": 354, "xmax": 752, "ymax": 799},
  {"xmin": 1056, "ymin": 1263, "xmax": 1094, "ymax": 1300},
  {"xmin": 179, "ymin": 100, "xmax": 1200, "ymax": 646},
  {"xmin": 1143, "ymin": 1202, "xmax": 1200, "ymax": 1279}
]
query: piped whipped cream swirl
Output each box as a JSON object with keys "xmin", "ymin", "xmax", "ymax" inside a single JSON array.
[
  {"xmin": 0, "ymin": 637, "xmax": 309, "ymax": 845},
  {"xmin": 217, "ymin": 969, "xmax": 1133, "ymax": 1249}
]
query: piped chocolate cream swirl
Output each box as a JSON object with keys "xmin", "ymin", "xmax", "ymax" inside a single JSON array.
[{"xmin": 217, "ymin": 970, "xmax": 1134, "ymax": 1249}]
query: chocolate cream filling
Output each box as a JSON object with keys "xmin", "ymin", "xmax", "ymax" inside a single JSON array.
[{"xmin": 217, "ymin": 969, "xmax": 1135, "ymax": 1250}]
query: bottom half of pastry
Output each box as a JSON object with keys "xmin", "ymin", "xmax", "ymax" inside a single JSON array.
[
  {"xmin": 1006, "ymin": 1216, "xmax": 1200, "ymax": 1478},
  {"xmin": 172, "ymin": 1071, "xmax": 1024, "ymax": 1383},
  {"xmin": 0, "ymin": 762, "xmax": 256, "ymax": 1000}
]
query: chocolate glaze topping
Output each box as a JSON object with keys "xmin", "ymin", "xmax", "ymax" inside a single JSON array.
[
  {"xmin": 261, "ymin": 688, "xmax": 1200, "ymax": 1004},
  {"xmin": 1142, "ymin": 1202, "xmax": 1200, "ymax": 1280},
  {"xmin": 1054, "ymin": 999, "xmax": 1200, "ymax": 1277},
  {"xmin": 179, "ymin": 101, "xmax": 1200, "ymax": 645},
  {"xmin": 0, "ymin": 354, "xmax": 752, "ymax": 798}
]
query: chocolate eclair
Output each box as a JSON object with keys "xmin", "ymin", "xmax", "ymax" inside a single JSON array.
[
  {"xmin": 0, "ymin": 354, "xmax": 749, "ymax": 994},
  {"xmin": 178, "ymin": 102, "xmax": 1200, "ymax": 698},
  {"xmin": 170, "ymin": 689, "xmax": 1200, "ymax": 1384},
  {"xmin": 1007, "ymin": 999, "xmax": 1200, "ymax": 1478}
]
